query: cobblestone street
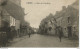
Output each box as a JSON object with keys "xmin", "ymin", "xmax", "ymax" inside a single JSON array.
[{"xmin": 8, "ymin": 34, "xmax": 79, "ymax": 47}]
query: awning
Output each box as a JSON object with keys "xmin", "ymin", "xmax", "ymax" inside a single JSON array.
[{"xmin": 2, "ymin": 0, "xmax": 25, "ymax": 21}]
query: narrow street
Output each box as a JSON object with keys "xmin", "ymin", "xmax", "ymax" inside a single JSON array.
[
  {"xmin": 8, "ymin": 34, "xmax": 79, "ymax": 47},
  {"xmin": 0, "ymin": 0, "xmax": 79, "ymax": 48}
]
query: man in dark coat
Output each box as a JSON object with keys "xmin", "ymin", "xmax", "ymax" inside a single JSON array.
[
  {"xmin": 28, "ymin": 33, "xmax": 31, "ymax": 38},
  {"xmin": 57, "ymin": 26, "xmax": 63, "ymax": 42}
]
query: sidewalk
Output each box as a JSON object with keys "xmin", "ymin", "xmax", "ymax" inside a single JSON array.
[{"xmin": 7, "ymin": 35, "xmax": 29, "ymax": 46}]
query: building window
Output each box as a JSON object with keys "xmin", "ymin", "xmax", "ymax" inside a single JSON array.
[{"xmin": 68, "ymin": 17, "xmax": 70, "ymax": 23}]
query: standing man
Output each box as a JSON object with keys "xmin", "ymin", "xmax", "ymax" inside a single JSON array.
[
  {"xmin": 28, "ymin": 32, "xmax": 31, "ymax": 38},
  {"xmin": 58, "ymin": 26, "xmax": 63, "ymax": 42},
  {"xmin": 28, "ymin": 29, "xmax": 31, "ymax": 38}
]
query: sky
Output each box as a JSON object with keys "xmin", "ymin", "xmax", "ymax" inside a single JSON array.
[{"xmin": 21, "ymin": 0, "xmax": 76, "ymax": 28}]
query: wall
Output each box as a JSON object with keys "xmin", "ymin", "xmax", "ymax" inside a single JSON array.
[
  {"xmin": 0, "ymin": 7, "xmax": 2, "ymax": 28},
  {"xmin": 0, "ymin": 15, "xmax": 1, "ymax": 28},
  {"xmin": 15, "ymin": 20, "xmax": 20, "ymax": 30},
  {"xmin": 10, "ymin": 16, "xmax": 16, "ymax": 27}
]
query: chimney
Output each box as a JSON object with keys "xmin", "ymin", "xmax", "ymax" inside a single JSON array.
[
  {"xmin": 62, "ymin": 6, "xmax": 66, "ymax": 10},
  {"xmin": 56, "ymin": 11, "xmax": 59, "ymax": 14}
]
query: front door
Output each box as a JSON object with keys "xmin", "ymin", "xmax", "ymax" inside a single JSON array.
[{"xmin": 67, "ymin": 26, "xmax": 72, "ymax": 38}]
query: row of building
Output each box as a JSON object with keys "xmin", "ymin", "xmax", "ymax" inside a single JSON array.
[
  {"xmin": 39, "ymin": 0, "xmax": 79, "ymax": 39},
  {"xmin": 0, "ymin": 0, "xmax": 32, "ymax": 37}
]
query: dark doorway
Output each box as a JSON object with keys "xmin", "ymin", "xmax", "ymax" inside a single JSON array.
[{"xmin": 67, "ymin": 26, "xmax": 72, "ymax": 38}]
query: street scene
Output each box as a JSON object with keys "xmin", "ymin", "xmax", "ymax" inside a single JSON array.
[{"xmin": 0, "ymin": 0, "xmax": 79, "ymax": 47}]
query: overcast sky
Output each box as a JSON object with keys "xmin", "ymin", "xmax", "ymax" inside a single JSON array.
[{"xmin": 21, "ymin": 0, "xmax": 76, "ymax": 28}]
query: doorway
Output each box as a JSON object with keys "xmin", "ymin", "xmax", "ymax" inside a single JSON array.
[{"xmin": 67, "ymin": 26, "xmax": 72, "ymax": 38}]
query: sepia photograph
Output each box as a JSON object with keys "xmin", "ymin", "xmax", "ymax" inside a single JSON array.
[{"xmin": 0, "ymin": 0, "xmax": 79, "ymax": 48}]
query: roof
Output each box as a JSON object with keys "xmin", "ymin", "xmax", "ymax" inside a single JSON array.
[
  {"xmin": 71, "ymin": 0, "xmax": 79, "ymax": 10},
  {"xmin": 2, "ymin": 0, "xmax": 25, "ymax": 21}
]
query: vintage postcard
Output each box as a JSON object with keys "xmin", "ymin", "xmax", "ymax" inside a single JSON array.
[{"xmin": 0, "ymin": 0, "xmax": 79, "ymax": 48}]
